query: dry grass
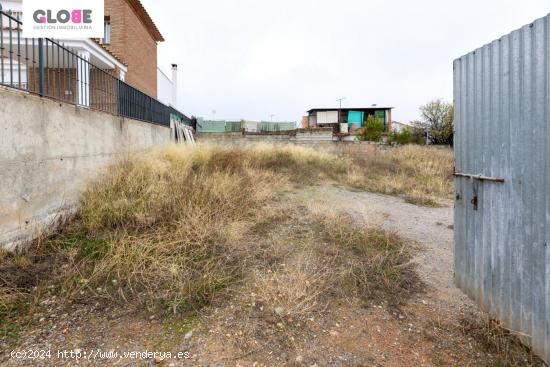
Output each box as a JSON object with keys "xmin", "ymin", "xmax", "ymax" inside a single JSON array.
[
  {"xmin": 346, "ymin": 145, "xmax": 454, "ymax": 205},
  {"xmin": 252, "ymin": 251, "xmax": 332, "ymax": 318},
  {"xmin": 206, "ymin": 202, "xmax": 421, "ymax": 362},
  {"xmin": 245, "ymin": 207, "xmax": 420, "ymax": 323},
  {"xmin": 0, "ymin": 143, "xmax": 443, "ymax": 345},
  {"xmin": 461, "ymin": 313, "xmax": 546, "ymax": 367},
  {"xmin": 0, "ymin": 249, "xmax": 55, "ymax": 341},
  {"xmin": 1, "ymin": 144, "xmax": 349, "ymax": 318},
  {"xmin": 1, "ymin": 144, "xmax": 439, "ymax": 320},
  {"xmin": 64, "ymin": 144, "xmax": 351, "ymax": 312},
  {"xmin": 314, "ymin": 210, "xmax": 420, "ymax": 306}
]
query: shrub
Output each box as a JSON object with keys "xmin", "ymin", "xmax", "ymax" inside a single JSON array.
[
  {"xmin": 389, "ymin": 125, "xmax": 429, "ymax": 145},
  {"xmin": 357, "ymin": 115, "xmax": 384, "ymax": 142},
  {"xmin": 408, "ymin": 122, "xmax": 428, "ymax": 145},
  {"xmin": 389, "ymin": 127, "xmax": 414, "ymax": 145}
]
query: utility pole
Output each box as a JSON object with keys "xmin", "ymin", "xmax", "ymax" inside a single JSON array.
[
  {"xmin": 212, "ymin": 109, "xmax": 216, "ymax": 121},
  {"xmin": 270, "ymin": 114, "xmax": 275, "ymax": 122},
  {"xmin": 336, "ymin": 97, "xmax": 345, "ymax": 124}
]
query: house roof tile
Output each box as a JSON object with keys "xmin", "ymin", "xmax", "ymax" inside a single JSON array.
[{"xmin": 125, "ymin": 0, "xmax": 164, "ymax": 42}]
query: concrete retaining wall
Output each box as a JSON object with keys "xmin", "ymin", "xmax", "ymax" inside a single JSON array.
[
  {"xmin": 195, "ymin": 131, "xmax": 382, "ymax": 156},
  {"xmin": 0, "ymin": 88, "xmax": 172, "ymax": 250}
]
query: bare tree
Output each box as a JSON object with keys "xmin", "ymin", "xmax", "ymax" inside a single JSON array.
[{"xmin": 417, "ymin": 99, "xmax": 454, "ymax": 145}]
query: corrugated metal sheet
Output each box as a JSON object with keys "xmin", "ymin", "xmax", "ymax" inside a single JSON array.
[
  {"xmin": 225, "ymin": 121, "xmax": 243, "ymax": 132},
  {"xmin": 197, "ymin": 120, "xmax": 226, "ymax": 132},
  {"xmin": 317, "ymin": 111, "xmax": 338, "ymax": 124},
  {"xmin": 198, "ymin": 120, "xmax": 296, "ymax": 133},
  {"xmin": 170, "ymin": 113, "xmax": 192, "ymax": 126},
  {"xmin": 259, "ymin": 122, "xmax": 296, "ymax": 132},
  {"xmin": 454, "ymin": 13, "xmax": 550, "ymax": 363}
]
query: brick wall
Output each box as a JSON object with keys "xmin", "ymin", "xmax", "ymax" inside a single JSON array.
[
  {"xmin": 103, "ymin": 0, "xmax": 158, "ymax": 98},
  {"xmin": 27, "ymin": 67, "xmax": 77, "ymax": 103},
  {"xmin": 89, "ymin": 69, "xmax": 119, "ymax": 114}
]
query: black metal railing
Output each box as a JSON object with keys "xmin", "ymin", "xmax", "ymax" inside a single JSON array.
[{"xmin": 0, "ymin": 10, "xmax": 188, "ymax": 127}]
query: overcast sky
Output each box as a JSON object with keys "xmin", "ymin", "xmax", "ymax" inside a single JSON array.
[{"xmin": 142, "ymin": 0, "xmax": 549, "ymax": 123}]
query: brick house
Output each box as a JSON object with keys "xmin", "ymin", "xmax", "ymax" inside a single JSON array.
[
  {"xmin": 1, "ymin": 0, "xmax": 163, "ymax": 100},
  {"xmin": 102, "ymin": 0, "xmax": 164, "ymax": 98}
]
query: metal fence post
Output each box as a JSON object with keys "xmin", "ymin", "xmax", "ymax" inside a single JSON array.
[
  {"xmin": 149, "ymin": 96, "xmax": 152, "ymax": 123},
  {"xmin": 38, "ymin": 38, "xmax": 44, "ymax": 96}
]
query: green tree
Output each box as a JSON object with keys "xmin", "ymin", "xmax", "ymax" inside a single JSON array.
[
  {"xmin": 418, "ymin": 99, "xmax": 454, "ymax": 145},
  {"xmin": 409, "ymin": 120, "xmax": 428, "ymax": 145},
  {"xmin": 388, "ymin": 126, "xmax": 413, "ymax": 145},
  {"xmin": 357, "ymin": 115, "xmax": 384, "ymax": 142}
]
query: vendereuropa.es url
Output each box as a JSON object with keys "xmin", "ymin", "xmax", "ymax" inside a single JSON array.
[{"xmin": 9, "ymin": 349, "xmax": 191, "ymax": 361}]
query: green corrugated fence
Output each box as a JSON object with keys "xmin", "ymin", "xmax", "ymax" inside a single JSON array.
[
  {"xmin": 197, "ymin": 120, "xmax": 296, "ymax": 133},
  {"xmin": 259, "ymin": 121, "xmax": 296, "ymax": 132},
  {"xmin": 170, "ymin": 113, "xmax": 192, "ymax": 126},
  {"xmin": 197, "ymin": 120, "xmax": 228, "ymax": 133},
  {"xmin": 225, "ymin": 121, "xmax": 243, "ymax": 132}
]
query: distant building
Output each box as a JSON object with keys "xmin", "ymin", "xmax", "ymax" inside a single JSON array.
[
  {"xmin": 306, "ymin": 107, "xmax": 393, "ymax": 133},
  {"xmin": 157, "ymin": 64, "xmax": 178, "ymax": 108},
  {"xmin": 391, "ymin": 121, "xmax": 410, "ymax": 132},
  {"xmin": 300, "ymin": 115, "xmax": 309, "ymax": 129}
]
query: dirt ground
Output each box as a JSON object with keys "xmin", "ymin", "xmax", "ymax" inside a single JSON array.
[{"xmin": 0, "ymin": 185, "xmax": 542, "ymax": 366}]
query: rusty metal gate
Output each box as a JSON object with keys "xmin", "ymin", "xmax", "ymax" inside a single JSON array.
[{"xmin": 454, "ymin": 14, "xmax": 550, "ymax": 362}]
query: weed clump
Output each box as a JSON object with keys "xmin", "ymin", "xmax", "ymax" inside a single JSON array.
[
  {"xmin": 316, "ymin": 211, "xmax": 420, "ymax": 306},
  {"xmin": 461, "ymin": 313, "xmax": 546, "ymax": 367},
  {"xmin": 247, "ymin": 208, "xmax": 421, "ymax": 323},
  {"xmin": 43, "ymin": 144, "xmax": 348, "ymax": 313},
  {"xmin": 347, "ymin": 144, "xmax": 453, "ymax": 204}
]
